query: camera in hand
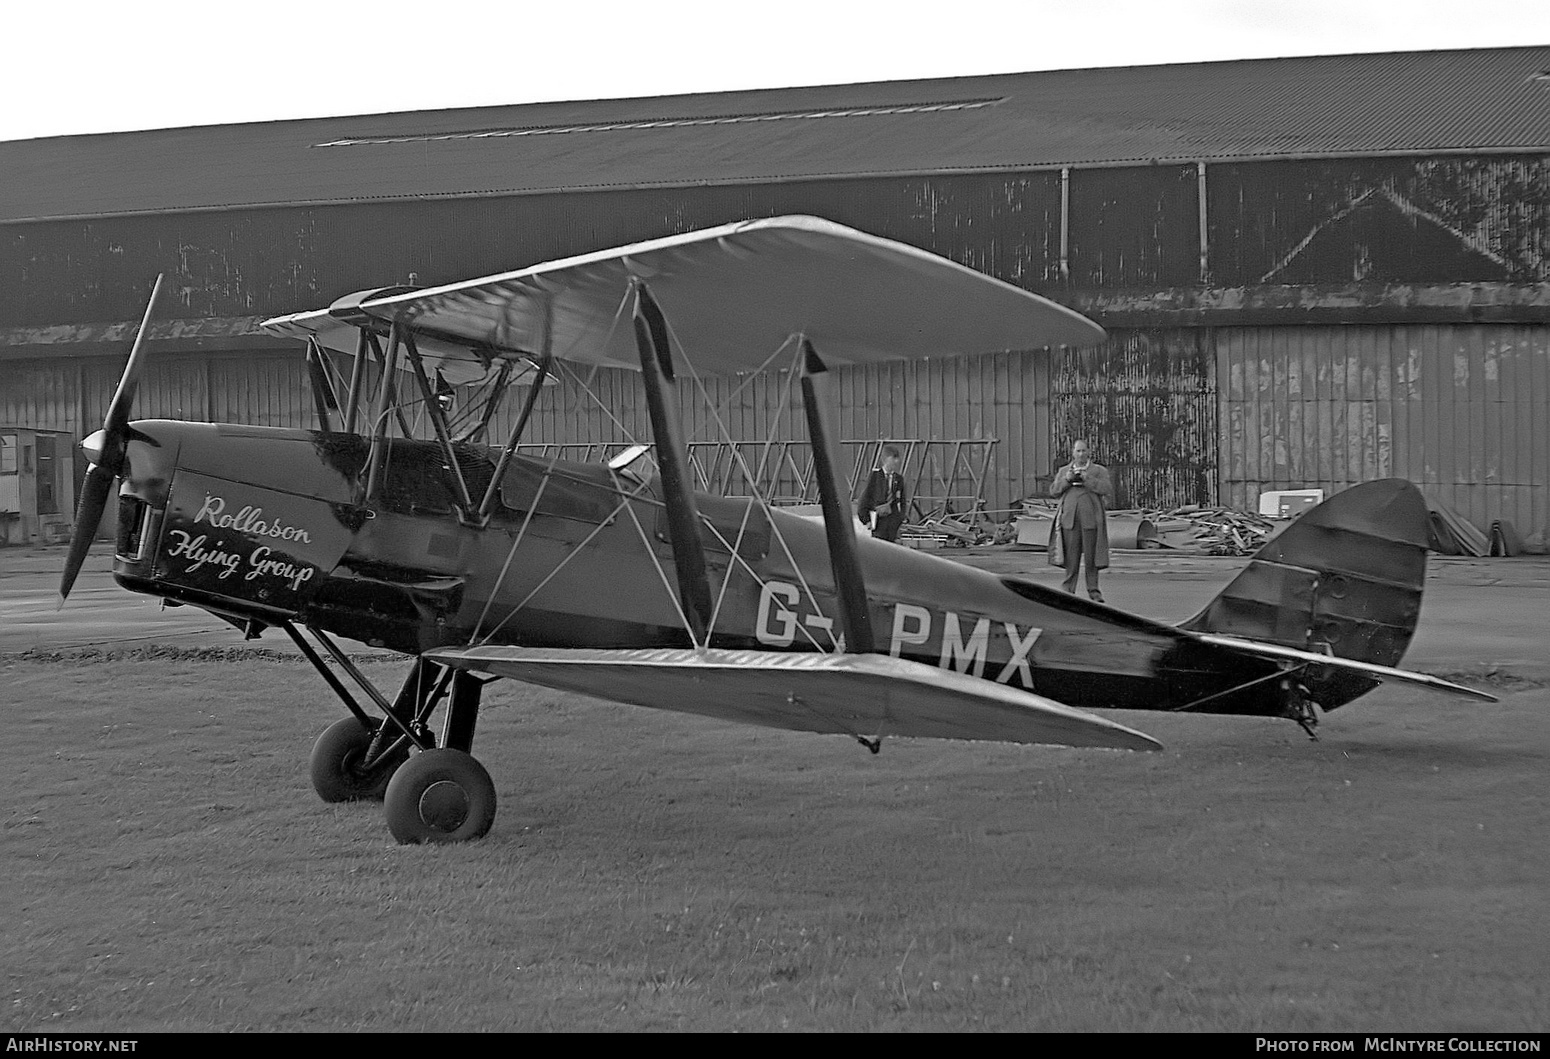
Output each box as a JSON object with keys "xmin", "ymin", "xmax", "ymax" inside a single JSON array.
[{"xmin": 1070, "ymin": 470, "xmax": 1085, "ymax": 484}]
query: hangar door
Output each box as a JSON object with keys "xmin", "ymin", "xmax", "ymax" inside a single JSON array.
[{"xmin": 1050, "ymin": 328, "xmax": 1217, "ymax": 511}]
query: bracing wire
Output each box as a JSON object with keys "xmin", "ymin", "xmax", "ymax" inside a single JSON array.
[{"xmin": 660, "ymin": 320, "xmax": 845, "ymax": 653}]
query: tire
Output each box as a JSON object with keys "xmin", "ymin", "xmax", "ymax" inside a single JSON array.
[
  {"xmin": 309, "ymin": 717, "xmax": 409, "ymax": 803},
  {"xmin": 382, "ymin": 748, "xmax": 497, "ymax": 844}
]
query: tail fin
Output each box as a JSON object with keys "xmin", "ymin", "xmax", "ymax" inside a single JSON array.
[{"xmin": 1181, "ymin": 479, "xmax": 1429, "ymax": 669}]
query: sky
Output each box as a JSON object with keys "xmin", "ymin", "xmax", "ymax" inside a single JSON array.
[{"xmin": 4, "ymin": 0, "xmax": 1549, "ymax": 142}]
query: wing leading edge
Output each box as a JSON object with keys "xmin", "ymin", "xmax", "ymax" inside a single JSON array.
[
  {"xmin": 262, "ymin": 216, "xmax": 1105, "ymax": 375},
  {"xmin": 427, "ymin": 645, "xmax": 1161, "ymax": 752}
]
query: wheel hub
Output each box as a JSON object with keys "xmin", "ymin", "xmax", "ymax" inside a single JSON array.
[{"xmin": 418, "ymin": 780, "xmax": 471, "ymax": 832}]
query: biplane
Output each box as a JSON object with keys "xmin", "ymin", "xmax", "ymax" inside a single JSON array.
[{"xmin": 59, "ymin": 216, "xmax": 1494, "ymax": 844}]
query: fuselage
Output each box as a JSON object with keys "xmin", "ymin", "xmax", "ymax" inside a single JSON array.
[{"xmin": 108, "ymin": 420, "xmax": 1281, "ymax": 715}]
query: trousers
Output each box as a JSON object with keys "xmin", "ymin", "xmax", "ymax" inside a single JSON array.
[
  {"xmin": 872, "ymin": 512, "xmax": 905, "ymax": 543},
  {"xmin": 1060, "ymin": 525, "xmax": 1101, "ymax": 594}
]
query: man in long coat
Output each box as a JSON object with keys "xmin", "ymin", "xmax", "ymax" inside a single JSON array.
[{"xmin": 1048, "ymin": 439, "xmax": 1113, "ymax": 601}]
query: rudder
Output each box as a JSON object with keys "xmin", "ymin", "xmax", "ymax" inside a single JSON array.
[{"xmin": 1181, "ymin": 479, "xmax": 1430, "ymax": 672}]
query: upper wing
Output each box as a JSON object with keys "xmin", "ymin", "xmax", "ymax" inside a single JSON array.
[
  {"xmin": 262, "ymin": 294, "xmax": 552, "ymax": 387},
  {"xmin": 1189, "ymin": 633, "xmax": 1499, "ymax": 702},
  {"xmin": 427, "ymin": 645, "xmax": 1161, "ymax": 752},
  {"xmin": 261, "ymin": 216, "xmax": 1104, "ymax": 375},
  {"xmin": 261, "ymin": 305, "xmax": 365, "ymax": 360}
]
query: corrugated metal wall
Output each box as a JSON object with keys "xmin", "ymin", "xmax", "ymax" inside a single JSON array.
[
  {"xmin": 479, "ymin": 350, "xmax": 1053, "ymax": 516},
  {"xmin": 0, "ymin": 353, "xmax": 309, "ymax": 435},
  {"xmin": 16, "ymin": 155, "xmax": 1543, "ymax": 328},
  {"xmin": 18, "ymin": 321, "xmax": 1547, "ymax": 540},
  {"xmin": 1208, "ymin": 157, "xmax": 1550, "ymax": 284},
  {"xmin": 0, "ymin": 346, "xmax": 1052, "ymax": 517},
  {"xmin": 1051, "ymin": 329, "xmax": 1218, "ymax": 511},
  {"xmin": 1068, "ymin": 166, "xmax": 1202, "ymax": 288},
  {"xmin": 3, "ymin": 172, "xmax": 1071, "ymax": 327},
  {"xmin": 1218, "ymin": 323, "xmax": 1550, "ymax": 535},
  {"xmin": 0, "ymin": 360, "xmax": 79, "ymax": 432}
]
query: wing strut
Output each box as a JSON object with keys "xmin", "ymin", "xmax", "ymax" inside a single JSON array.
[
  {"xmin": 478, "ymin": 355, "xmax": 550, "ymax": 521},
  {"xmin": 401, "ymin": 329, "xmax": 476, "ymax": 513},
  {"xmin": 458, "ymin": 359, "xmax": 513, "ymax": 445},
  {"xmin": 632, "ymin": 282, "xmax": 714, "ymax": 645},
  {"xmin": 800, "ymin": 341, "xmax": 875, "ymax": 653},
  {"xmin": 304, "ymin": 337, "xmax": 338, "ymax": 432},
  {"xmin": 362, "ymin": 321, "xmax": 403, "ymax": 502},
  {"xmin": 342, "ymin": 327, "xmax": 369, "ymax": 433}
]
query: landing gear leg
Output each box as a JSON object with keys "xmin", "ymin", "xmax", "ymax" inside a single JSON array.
[
  {"xmin": 287, "ymin": 623, "xmax": 500, "ymax": 841},
  {"xmin": 440, "ymin": 670, "xmax": 483, "ymax": 752}
]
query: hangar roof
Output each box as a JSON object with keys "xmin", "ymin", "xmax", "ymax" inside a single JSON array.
[{"xmin": 3, "ymin": 46, "xmax": 1549, "ymax": 223}]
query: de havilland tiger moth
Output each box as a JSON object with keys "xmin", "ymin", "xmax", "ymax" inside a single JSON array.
[{"xmin": 57, "ymin": 216, "xmax": 1495, "ymax": 844}]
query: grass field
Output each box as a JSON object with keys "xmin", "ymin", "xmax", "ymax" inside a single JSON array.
[{"xmin": 3, "ymin": 653, "xmax": 1547, "ymax": 1031}]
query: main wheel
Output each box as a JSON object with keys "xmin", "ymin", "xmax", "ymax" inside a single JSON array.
[
  {"xmin": 383, "ymin": 748, "xmax": 497, "ymax": 844},
  {"xmin": 309, "ymin": 717, "xmax": 409, "ymax": 803}
]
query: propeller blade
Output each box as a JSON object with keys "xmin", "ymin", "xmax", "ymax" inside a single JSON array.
[
  {"xmin": 60, "ymin": 273, "xmax": 166, "ymax": 606},
  {"xmin": 58, "ymin": 462, "xmax": 115, "ymax": 604},
  {"xmin": 102, "ymin": 273, "xmax": 165, "ymax": 437}
]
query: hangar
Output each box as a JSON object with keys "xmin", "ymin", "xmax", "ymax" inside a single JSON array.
[{"xmin": 1, "ymin": 46, "xmax": 1547, "ymax": 546}]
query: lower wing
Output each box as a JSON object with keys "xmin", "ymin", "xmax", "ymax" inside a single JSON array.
[{"xmin": 426, "ymin": 646, "xmax": 1162, "ymax": 752}]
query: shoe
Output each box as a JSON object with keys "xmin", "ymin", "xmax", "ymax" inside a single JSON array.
[{"xmin": 1089, "ymin": 591, "xmax": 1105, "ymax": 603}]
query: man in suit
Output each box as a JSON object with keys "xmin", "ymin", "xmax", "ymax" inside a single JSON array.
[
  {"xmin": 857, "ymin": 446, "xmax": 909, "ymax": 543},
  {"xmin": 1048, "ymin": 439, "xmax": 1113, "ymax": 601}
]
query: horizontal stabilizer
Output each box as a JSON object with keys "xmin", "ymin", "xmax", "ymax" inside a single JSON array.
[
  {"xmin": 1192, "ymin": 633, "xmax": 1498, "ymax": 702},
  {"xmin": 427, "ymin": 645, "xmax": 1161, "ymax": 752}
]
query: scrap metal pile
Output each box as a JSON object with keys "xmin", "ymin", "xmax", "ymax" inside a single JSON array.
[
  {"xmin": 899, "ymin": 509, "xmax": 996, "ymax": 547},
  {"xmin": 1014, "ymin": 500, "xmax": 1279, "ymax": 556},
  {"xmin": 1015, "ymin": 497, "xmax": 1543, "ymax": 557},
  {"xmin": 1144, "ymin": 504, "xmax": 1278, "ymax": 555}
]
